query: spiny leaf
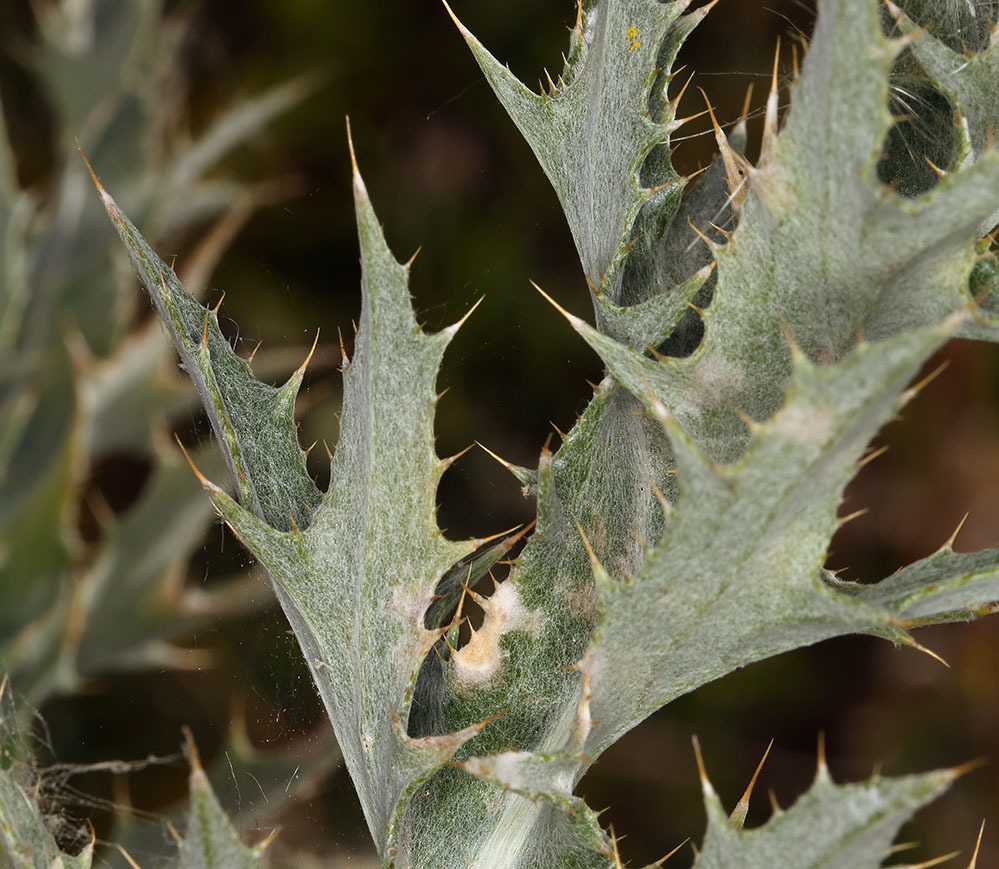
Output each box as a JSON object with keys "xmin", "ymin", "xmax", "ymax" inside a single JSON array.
[
  {"xmin": 838, "ymin": 546, "xmax": 999, "ymax": 624},
  {"xmin": 445, "ymin": 0, "xmax": 709, "ymax": 304},
  {"xmin": 86, "ymin": 156, "xmax": 322, "ymax": 532},
  {"xmin": 693, "ymin": 758, "xmax": 956, "ymax": 869},
  {"xmin": 166, "ymin": 135, "xmax": 488, "ymax": 856},
  {"xmin": 591, "ymin": 262, "xmax": 714, "ymax": 350},
  {"xmin": 580, "ymin": 323, "xmax": 953, "ymax": 756},
  {"xmin": 888, "ymin": 0, "xmax": 999, "ymax": 163},
  {"xmin": 571, "ymin": 0, "xmax": 999, "ymax": 465}
]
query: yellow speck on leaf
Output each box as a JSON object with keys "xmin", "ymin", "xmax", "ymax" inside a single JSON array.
[{"xmin": 626, "ymin": 25, "xmax": 641, "ymax": 52}]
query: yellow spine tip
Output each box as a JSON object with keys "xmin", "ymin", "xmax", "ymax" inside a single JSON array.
[
  {"xmin": 440, "ymin": 0, "xmax": 472, "ymax": 39},
  {"xmin": 173, "ymin": 434, "xmax": 220, "ymax": 494},
  {"xmin": 76, "ymin": 139, "xmax": 109, "ymax": 200},
  {"xmin": 443, "ymin": 295, "xmax": 485, "ymax": 341},
  {"xmin": 815, "ymin": 731, "xmax": 829, "ymax": 779},
  {"xmin": 944, "ymin": 512, "xmax": 970, "ymax": 550},
  {"xmin": 532, "ymin": 280, "xmax": 585, "ymax": 330},
  {"xmin": 182, "ymin": 725, "xmax": 203, "ymax": 772},
  {"xmin": 691, "ymin": 734, "xmax": 717, "ymax": 799},
  {"xmin": 651, "ymin": 838, "xmax": 690, "ymax": 866},
  {"xmin": 968, "ymin": 819, "xmax": 986, "ymax": 869},
  {"xmin": 297, "ymin": 328, "xmax": 320, "ymax": 377}
]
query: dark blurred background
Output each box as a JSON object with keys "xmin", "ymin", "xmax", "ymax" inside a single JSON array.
[{"xmin": 1, "ymin": 0, "xmax": 997, "ymax": 865}]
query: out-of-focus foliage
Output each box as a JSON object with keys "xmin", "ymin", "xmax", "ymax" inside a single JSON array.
[
  {"xmin": 0, "ymin": 0, "xmax": 308, "ymax": 706},
  {"xmin": 0, "ymin": 0, "xmax": 341, "ymax": 865}
]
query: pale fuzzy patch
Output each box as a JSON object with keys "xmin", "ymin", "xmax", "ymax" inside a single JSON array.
[
  {"xmin": 691, "ymin": 350, "xmax": 745, "ymax": 407},
  {"xmin": 453, "ymin": 582, "xmax": 540, "ymax": 690},
  {"xmin": 462, "ymin": 753, "xmax": 526, "ymax": 791},
  {"xmin": 571, "ymin": 650, "xmax": 595, "ymax": 751},
  {"xmin": 387, "ymin": 583, "xmax": 439, "ymax": 673},
  {"xmin": 771, "ymin": 401, "xmax": 835, "ymax": 446},
  {"xmin": 568, "ymin": 581, "xmax": 598, "ymax": 624},
  {"xmin": 752, "ymin": 160, "xmax": 797, "ymax": 214}
]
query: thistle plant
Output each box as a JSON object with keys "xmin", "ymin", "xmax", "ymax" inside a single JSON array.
[{"xmin": 6, "ymin": 0, "xmax": 999, "ymax": 865}]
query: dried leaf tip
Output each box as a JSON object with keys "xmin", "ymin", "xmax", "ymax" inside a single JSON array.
[
  {"xmin": 924, "ymin": 154, "xmax": 948, "ymax": 180},
  {"xmin": 688, "ymin": 0, "xmax": 722, "ymax": 25},
  {"xmin": 337, "ymin": 326, "xmax": 349, "ymax": 368},
  {"xmin": 477, "ymin": 441, "xmax": 516, "ymax": 472},
  {"xmin": 894, "ymin": 851, "xmax": 961, "ymax": 869},
  {"xmin": 698, "ymin": 86, "xmax": 748, "ymax": 202},
  {"xmin": 295, "ymin": 329, "xmax": 321, "ymax": 379},
  {"xmin": 815, "ymin": 731, "xmax": 829, "ymax": 780},
  {"xmin": 900, "ymin": 359, "xmax": 950, "ymax": 406},
  {"xmin": 441, "ymin": 443, "xmax": 474, "ymax": 470},
  {"xmin": 778, "ymin": 316, "xmax": 805, "ymax": 362},
  {"xmin": 255, "ymin": 827, "xmax": 280, "ymax": 854},
  {"xmin": 531, "ymin": 280, "xmax": 586, "ymax": 330},
  {"xmin": 116, "ymin": 844, "xmax": 143, "ymax": 869},
  {"xmin": 905, "ymin": 635, "xmax": 951, "ymax": 668},
  {"xmin": 686, "ymin": 217, "xmax": 717, "ymax": 253},
  {"xmin": 473, "ymin": 519, "xmax": 534, "ymax": 551},
  {"xmin": 731, "ymin": 81, "xmax": 754, "ymax": 144},
  {"xmin": 855, "ymin": 443, "xmax": 889, "ymax": 471},
  {"xmin": 837, "ymin": 507, "xmax": 869, "ymax": 528},
  {"xmin": 607, "ymin": 824, "xmax": 625, "ymax": 869},
  {"xmin": 574, "ymin": 520, "xmax": 609, "ymax": 583},
  {"xmin": 668, "ymin": 70, "xmax": 696, "ymax": 117},
  {"xmin": 888, "ymin": 840, "xmax": 918, "ymax": 856},
  {"xmin": 947, "ymin": 756, "xmax": 989, "ymax": 783},
  {"xmin": 762, "ymin": 37, "xmax": 781, "ymax": 158}
]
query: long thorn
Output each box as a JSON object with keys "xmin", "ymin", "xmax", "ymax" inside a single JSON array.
[
  {"xmin": 730, "ymin": 738, "xmax": 774, "ymax": 828},
  {"xmin": 967, "ymin": 820, "xmax": 985, "ymax": 869},
  {"xmin": 762, "ymin": 37, "xmax": 781, "ymax": 158},
  {"xmin": 651, "ymin": 838, "xmax": 690, "ymax": 866}
]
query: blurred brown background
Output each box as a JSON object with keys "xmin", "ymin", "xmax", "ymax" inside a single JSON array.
[{"xmin": 1, "ymin": 0, "xmax": 997, "ymax": 865}]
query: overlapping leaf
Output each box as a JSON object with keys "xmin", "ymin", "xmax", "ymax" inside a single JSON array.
[
  {"xmin": 577, "ymin": 321, "xmax": 956, "ymax": 755},
  {"xmin": 431, "ymin": 0, "xmax": 999, "ymax": 862},
  {"xmin": 98, "ymin": 144, "xmax": 500, "ymax": 853},
  {"xmin": 445, "ymin": 0, "xmax": 703, "ymax": 300},
  {"xmin": 573, "ymin": 0, "xmax": 999, "ymax": 464}
]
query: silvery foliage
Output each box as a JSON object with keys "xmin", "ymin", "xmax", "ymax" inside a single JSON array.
[{"xmin": 70, "ymin": 0, "xmax": 999, "ymax": 865}]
